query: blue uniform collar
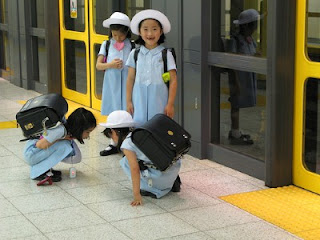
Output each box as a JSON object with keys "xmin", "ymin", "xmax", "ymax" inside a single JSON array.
[{"xmin": 140, "ymin": 45, "xmax": 165, "ymax": 55}]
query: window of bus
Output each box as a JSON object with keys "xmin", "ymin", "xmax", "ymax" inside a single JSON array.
[{"xmin": 218, "ymin": 0, "xmax": 267, "ymax": 161}]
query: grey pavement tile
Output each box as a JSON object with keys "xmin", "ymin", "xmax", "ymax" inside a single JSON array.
[
  {"xmin": 26, "ymin": 205, "xmax": 106, "ymax": 233},
  {"xmin": 217, "ymin": 166, "xmax": 253, "ymax": 180},
  {"xmin": 0, "ymin": 179, "xmax": 61, "ymax": 198},
  {"xmin": 0, "ymin": 165, "xmax": 30, "ymax": 183},
  {"xmin": 0, "ymin": 134, "xmax": 26, "ymax": 145},
  {"xmin": 196, "ymin": 181, "xmax": 262, "ymax": 197},
  {"xmin": 0, "ymin": 155, "xmax": 25, "ymax": 169},
  {"xmin": 0, "ymin": 215, "xmax": 41, "ymax": 239},
  {"xmin": 54, "ymin": 161, "xmax": 96, "ymax": 173},
  {"xmin": 172, "ymin": 203, "xmax": 260, "ymax": 231},
  {"xmin": 0, "ymin": 99, "xmax": 22, "ymax": 109},
  {"xmin": 45, "ymin": 224, "xmax": 131, "ymax": 240},
  {"xmin": 54, "ymin": 169, "xmax": 113, "ymax": 190},
  {"xmin": 83, "ymin": 155, "xmax": 123, "ymax": 170},
  {"xmin": 205, "ymin": 221, "xmax": 302, "ymax": 240},
  {"xmin": 197, "ymin": 159, "xmax": 224, "ymax": 168},
  {"xmin": 0, "ymin": 198, "xmax": 21, "ymax": 218},
  {"xmin": 16, "ymin": 235, "xmax": 47, "ymax": 240},
  {"xmin": 180, "ymin": 168, "xmax": 240, "ymax": 190},
  {"xmin": 66, "ymin": 182, "xmax": 132, "ymax": 204},
  {"xmin": 0, "ymin": 146, "xmax": 12, "ymax": 157},
  {"xmin": 97, "ymin": 166, "xmax": 129, "ymax": 182},
  {"xmin": 87, "ymin": 198, "xmax": 165, "ymax": 222},
  {"xmin": 179, "ymin": 156, "xmax": 208, "ymax": 173},
  {"xmin": 9, "ymin": 190, "xmax": 81, "ymax": 214},
  {"xmin": 148, "ymin": 187, "xmax": 221, "ymax": 212},
  {"xmin": 0, "ymin": 128, "xmax": 24, "ymax": 137},
  {"xmin": 111, "ymin": 213, "xmax": 198, "ymax": 240},
  {"xmin": 158, "ymin": 232, "xmax": 214, "ymax": 240},
  {"xmin": 244, "ymin": 175, "xmax": 269, "ymax": 189}
]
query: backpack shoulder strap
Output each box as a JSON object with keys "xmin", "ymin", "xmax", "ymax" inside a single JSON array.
[
  {"xmin": 162, "ymin": 48, "xmax": 177, "ymax": 73},
  {"xmin": 105, "ymin": 40, "xmax": 111, "ymax": 57},
  {"xmin": 161, "ymin": 48, "xmax": 168, "ymax": 73},
  {"xmin": 130, "ymin": 40, "xmax": 135, "ymax": 50},
  {"xmin": 134, "ymin": 47, "xmax": 140, "ymax": 65}
]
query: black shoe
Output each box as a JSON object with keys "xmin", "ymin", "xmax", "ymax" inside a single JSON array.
[
  {"xmin": 51, "ymin": 169, "xmax": 61, "ymax": 176},
  {"xmin": 33, "ymin": 172, "xmax": 62, "ymax": 182},
  {"xmin": 100, "ymin": 145, "xmax": 119, "ymax": 156},
  {"xmin": 140, "ymin": 190, "xmax": 157, "ymax": 198},
  {"xmin": 171, "ymin": 175, "xmax": 181, "ymax": 192}
]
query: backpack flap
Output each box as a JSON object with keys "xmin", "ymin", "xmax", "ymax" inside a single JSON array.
[
  {"xmin": 18, "ymin": 93, "xmax": 68, "ymax": 119},
  {"xmin": 140, "ymin": 114, "xmax": 191, "ymax": 155},
  {"xmin": 132, "ymin": 114, "xmax": 191, "ymax": 170}
]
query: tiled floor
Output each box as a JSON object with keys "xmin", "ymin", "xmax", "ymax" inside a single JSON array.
[{"xmin": 0, "ymin": 78, "xmax": 301, "ymax": 240}]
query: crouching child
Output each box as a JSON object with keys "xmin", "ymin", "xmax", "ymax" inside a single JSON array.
[{"xmin": 100, "ymin": 110, "xmax": 181, "ymax": 206}]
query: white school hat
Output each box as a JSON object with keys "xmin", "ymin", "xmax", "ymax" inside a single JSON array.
[
  {"xmin": 130, "ymin": 9, "xmax": 171, "ymax": 35},
  {"xmin": 103, "ymin": 12, "xmax": 130, "ymax": 28},
  {"xmin": 233, "ymin": 9, "xmax": 263, "ymax": 25},
  {"xmin": 99, "ymin": 110, "xmax": 136, "ymax": 128}
]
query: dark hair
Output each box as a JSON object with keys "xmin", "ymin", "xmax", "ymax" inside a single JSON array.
[
  {"xmin": 109, "ymin": 24, "xmax": 131, "ymax": 38},
  {"xmin": 102, "ymin": 127, "xmax": 131, "ymax": 151},
  {"xmin": 134, "ymin": 19, "xmax": 166, "ymax": 45},
  {"xmin": 65, "ymin": 108, "xmax": 97, "ymax": 144}
]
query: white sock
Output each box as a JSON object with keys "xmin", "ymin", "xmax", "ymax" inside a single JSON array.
[
  {"xmin": 231, "ymin": 129, "xmax": 241, "ymax": 138},
  {"xmin": 105, "ymin": 139, "xmax": 116, "ymax": 150}
]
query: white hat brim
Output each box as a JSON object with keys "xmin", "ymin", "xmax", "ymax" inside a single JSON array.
[
  {"xmin": 99, "ymin": 122, "xmax": 136, "ymax": 128},
  {"xmin": 103, "ymin": 18, "xmax": 130, "ymax": 28},
  {"xmin": 233, "ymin": 14, "xmax": 264, "ymax": 25},
  {"xmin": 130, "ymin": 9, "xmax": 171, "ymax": 35}
]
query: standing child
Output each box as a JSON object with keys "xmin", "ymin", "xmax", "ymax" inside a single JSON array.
[
  {"xmin": 24, "ymin": 108, "xmax": 96, "ymax": 183},
  {"xmin": 227, "ymin": 9, "xmax": 263, "ymax": 145},
  {"xmin": 100, "ymin": 110, "xmax": 181, "ymax": 206},
  {"xmin": 96, "ymin": 12, "xmax": 133, "ymax": 156},
  {"xmin": 126, "ymin": 9, "xmax": 177, "ymax": 126}
]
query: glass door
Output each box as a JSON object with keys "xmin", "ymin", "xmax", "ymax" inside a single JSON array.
[
  {"xmin": 59, "ymin": 0, "xmax": 90, "ymax": 106},
  {"xmin": 60, "ymin": 0, "xmax": 150, "ymax": 110},
  {"xmin": 293, "ymin": 0, "xmax": 320, "ymax": 194}
]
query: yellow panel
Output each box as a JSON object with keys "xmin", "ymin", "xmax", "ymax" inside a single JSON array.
[
  {"xmin": 293, "ymin": 0, "xmax": 320, "ymax": 194},
  {"xmin": 89, "ymin": 0, "xmax": 109, "ymax": 111},
  {"xmin": 221, "ymin": 186, "xmax": 320, "ymax": 239},
  {"xmin": 59, "ymin": 0, "xmax": 91, "ymax": 107}
]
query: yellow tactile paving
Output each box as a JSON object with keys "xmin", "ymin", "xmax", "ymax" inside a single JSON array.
[
  {"xmin": 0, "ymin": 99, "xmax": 106, "ymax": 130},
  {"xmin": 220, "ymin": 185, "xmax": 320, "ymax": 240},
  {"xmin": 0, "ymin": 120, "xmax": 18, "ymax": 129}
]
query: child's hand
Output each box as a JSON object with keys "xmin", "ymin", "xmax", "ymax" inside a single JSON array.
[
  {"xmin": 131, "ymin": 194, "xmax": 143, "ymax": 206},
  {"xmin": 64, "ymin": 135, "xmax": 73, "ymax": 140},
  {"xmin": 164, "ymin": 104, "xmax": 174, "ymax": 118},
  {"xmin": 110, "ymin": 59, "xmax": 123, "ymax": 69},
  {"xmin": 127, "ymin": 102, "xmax": 134, "ymax": 115}
]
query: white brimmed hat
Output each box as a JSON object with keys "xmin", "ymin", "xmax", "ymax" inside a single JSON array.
[
  {"xmin": 130, "ymin": 9, "xmax": 171, "ymax": 35},
  {"xmin": 233, "ymin": 9, "xmax": 263, "ymax": 25},
  {"xmin": 103, "ymin": 12, "xmax": 130, "ymax": 28},
  {"xmin": 100, "ymin": 110, "xmax": 136, "ymax": 128}
]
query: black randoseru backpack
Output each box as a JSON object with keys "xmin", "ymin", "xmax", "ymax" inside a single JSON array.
[
  {"xmin": 16, "ymin": 93, "xmax": 68, "ymax": 140},
  {"xmin": 131, "ymin": 114, "xmax": 191, "ymax": 171}
]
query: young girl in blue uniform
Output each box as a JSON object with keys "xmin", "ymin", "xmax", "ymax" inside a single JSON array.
[
  {"xmin": 100, "ymin": 110, "xmax": 181, "ymax": 206},
  {"xmin": 24, "ymin": 108, "xmax": 96, "ymax": 182},
  {"xmin": 228, "ymin": 9, "xmax": 263, "ymax": 145},
  {"xmin": 126, "ymin": 9, "xmax": 177, "ymax": 126},
  {"xmin": 96, "ymin": 12, "xmax": 132, "ymax": 156}
]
